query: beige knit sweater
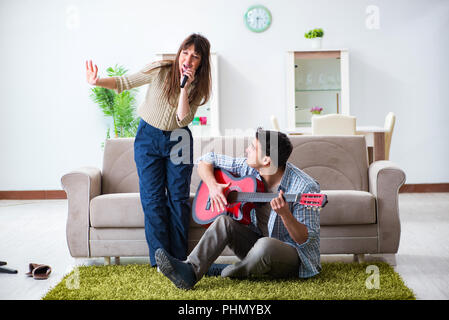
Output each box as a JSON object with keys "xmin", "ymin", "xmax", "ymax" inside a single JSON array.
[{"xmin": 113, "ymin": 60, "xmax": 201, "ymax": 131}]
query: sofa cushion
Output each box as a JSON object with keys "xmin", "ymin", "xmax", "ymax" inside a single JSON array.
[
  {"xmin": 90, "ymin": 193, "xmax": 205, "ymax": 228},
  {"xmin": 90, "ymin": 193, "xmax": 144, "ymax": 228},
  {"xmin": 320, "ymin": 190, "xmax": 376, "ymax": 225},
  {"xmin": 90, "ymin": 191, "xmax": 376, "ymax": 228}
]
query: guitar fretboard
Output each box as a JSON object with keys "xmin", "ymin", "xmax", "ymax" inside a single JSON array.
[{"xmin": 227, "ymin": 192, "xmax": 297, "ymax": 203}]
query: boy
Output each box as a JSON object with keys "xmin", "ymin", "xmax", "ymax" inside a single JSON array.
[{"xmin": 156, "ymin": 128, "xmax": 321, "ymax": 289}]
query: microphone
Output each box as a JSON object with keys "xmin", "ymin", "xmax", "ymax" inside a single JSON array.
[{"xmin": 180, "ymin": 74, "xmax": 188, "ymax": 88}]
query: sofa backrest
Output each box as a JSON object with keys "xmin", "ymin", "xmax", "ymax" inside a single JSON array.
[
  {"xmin": 190, "ymin": 135, "xmax": 369, "ymax": 193},
  {"xmin": 102, "ymin": 138, "xmax": 139, "ymax": 194},
  {"xmin": 101, "ymin": 135, "xmax": 369, "ymax": 194},
  {"xmin": 190, "ymin": 136, "xmax": 253, "ymax": 194},
  {"xmin": 288, "ymin": 135, "xmax": 369, "ymax": 191}
]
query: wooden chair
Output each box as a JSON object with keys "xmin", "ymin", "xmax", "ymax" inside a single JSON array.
[
  {"xmin": 311, "ymin": 114, "xmax": 356, "ymax": 135},
  {"xmin": 384, "ymin": 112, "xmax": 396, "ymax": 160}
]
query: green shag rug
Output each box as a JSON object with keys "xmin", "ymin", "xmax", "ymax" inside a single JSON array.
[{"xmin": 42, "ymin": 262, "xmax": 415, "ymax": 300}]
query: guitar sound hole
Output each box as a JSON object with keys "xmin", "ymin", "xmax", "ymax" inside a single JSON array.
[{"xmin": 226, "ymin": 191, "xmax": 238, "ymax": 203}]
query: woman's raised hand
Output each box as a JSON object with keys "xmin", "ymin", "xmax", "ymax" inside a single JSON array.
[{"xmin": 86, "ymin": 60, "xmax": 99, "ymax": 85}]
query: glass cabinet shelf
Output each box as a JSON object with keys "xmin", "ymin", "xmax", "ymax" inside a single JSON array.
[{"xmin": 296, "ymin": 89, "xmax": 341, "ymax": 92}]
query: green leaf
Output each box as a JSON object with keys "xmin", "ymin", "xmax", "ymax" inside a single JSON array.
[
  {"xmin": 89, "ymin": 64, "xmax": 140, "ymax": 141},
  {"xmin": 304, "ymin": 28, "xmax": 324, "ymax": 39}
]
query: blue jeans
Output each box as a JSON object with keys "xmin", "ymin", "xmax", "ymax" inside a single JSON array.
[{"xmin": 134, "ymin": 119, "xmax": 193, "ymax": 266}]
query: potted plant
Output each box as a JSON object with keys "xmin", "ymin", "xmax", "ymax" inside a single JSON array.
[
  {"xmin": 310, "ymin": 106, "xmax": 323, "ymax": 115},
  {"xmin": 90, "ymin": 64, "xmax": 140, "ymax": 144},
  {"xmin": 304, "ymin": 28, "xmax": 324, "ymax": 49}
]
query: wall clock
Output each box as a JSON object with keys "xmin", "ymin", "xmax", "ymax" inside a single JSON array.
[{"xmin": 244, "ymin": 5, "xmax": 272, "ymax": 33}]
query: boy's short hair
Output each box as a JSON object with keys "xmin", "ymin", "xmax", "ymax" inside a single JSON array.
[{"xmin": 255, "ymin": 127, "xmax": 293, "ymax": 169}]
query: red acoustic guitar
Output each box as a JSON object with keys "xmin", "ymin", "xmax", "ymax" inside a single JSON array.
[{"xmin": 192, "ymin": 168, "xmax": 328, "ymax": 227}]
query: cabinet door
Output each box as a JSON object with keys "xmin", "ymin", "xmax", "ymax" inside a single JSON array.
[{"xmin": 287, "ymin": 50, "xmax": 349, "ymax": 129}]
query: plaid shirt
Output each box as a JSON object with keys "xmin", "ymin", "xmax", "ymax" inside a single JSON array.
[{"xmin": 196, "ymin": 152, "xmax": 322, "ymax": 278}]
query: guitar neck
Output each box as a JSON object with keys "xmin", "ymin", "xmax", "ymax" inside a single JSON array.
[{"xmin": 228, "ymin": 192, "xmax": 297, "ymax": 203}]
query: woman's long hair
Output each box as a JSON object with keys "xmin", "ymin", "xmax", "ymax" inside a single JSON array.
[{"xmin": 163, "ymin": 33, "xmax": 211, "ymax": 107}]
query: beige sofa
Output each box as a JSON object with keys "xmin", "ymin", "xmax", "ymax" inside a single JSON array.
[{"xmin": 61, "ymin": 135, "xmax": 406, "ymax": 265}]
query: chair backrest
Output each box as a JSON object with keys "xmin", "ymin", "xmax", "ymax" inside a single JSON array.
[
  {"xmin": 311, "ymin": 114, "xmax": 356, "ymax": 135},
  {"xmin": 384, "ymin": 112, "xmax": 396, "ymax": 160},
  {"xmin": 101, "ymin": 135, "xmax": 369, "ymax": 194},
  {"xmin": 270, "ymin": 115, "xmax": 280, "ymax": 131}
]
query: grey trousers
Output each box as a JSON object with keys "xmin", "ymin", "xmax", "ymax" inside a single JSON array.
[{"xmin": 186, "ymin": 215, "xmax": 300, "ymax": 280}]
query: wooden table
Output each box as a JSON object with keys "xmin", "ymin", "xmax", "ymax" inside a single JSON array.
[{"xmin": 286, "ymin": 126, "xmax": 386, "ymax": 163}]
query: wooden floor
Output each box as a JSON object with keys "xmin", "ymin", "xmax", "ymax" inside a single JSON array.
[{"xmin": 0, "ymin": 193, "xmax": 448, "ymax": 300}]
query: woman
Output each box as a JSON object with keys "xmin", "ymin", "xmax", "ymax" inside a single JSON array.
[{"xmin": 86, "ymin": 33, "xmax": 212, "ymax": 267}]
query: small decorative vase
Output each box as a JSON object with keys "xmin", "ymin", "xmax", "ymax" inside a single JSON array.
[
  {"xmin": 311, "ymin": 111, "xmax": 322, "ymax": 115},
  {"xmin": 311, "ymin": 37, "xmax": 322, "ymax": 49}
]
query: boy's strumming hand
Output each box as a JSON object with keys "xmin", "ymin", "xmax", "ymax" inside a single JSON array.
[{"xmin": 208, "ymin": 182, "xmax": 231, "ymax": 212}]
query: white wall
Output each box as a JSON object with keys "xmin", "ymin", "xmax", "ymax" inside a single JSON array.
[{"xmin": 1, "ymin": 0, "xmax": 448, "ymax": 190}]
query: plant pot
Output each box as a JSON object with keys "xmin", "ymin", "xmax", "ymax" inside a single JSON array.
[
  {"xmin": 311, "ymin": 111, "xmax": 322, "ymax": 115},
  {"xmin": 310, "ymin": 37, "xmax": 322, "ymax": 49}
]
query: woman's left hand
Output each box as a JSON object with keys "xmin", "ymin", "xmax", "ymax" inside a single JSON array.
[{"xmin": 181, "ymin": 67, "xmax": 195, "ymax": 89}]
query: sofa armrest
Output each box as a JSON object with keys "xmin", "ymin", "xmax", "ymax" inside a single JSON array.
[
  {"xmin": 369, "ymin": 160, "xmax": 406, "ymax": 253},
  {"xmin": 61, "ymin": 166, "xmax": 102, "ymax": 257}
]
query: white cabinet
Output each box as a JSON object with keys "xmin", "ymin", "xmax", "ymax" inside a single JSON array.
[
  {"xmin": 155, "ymin": 52, "xmax": 220, "ymax": 136},
  {"xmin": 286, "ymin": 49, "xmax": 350, "ymax": 130}
]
